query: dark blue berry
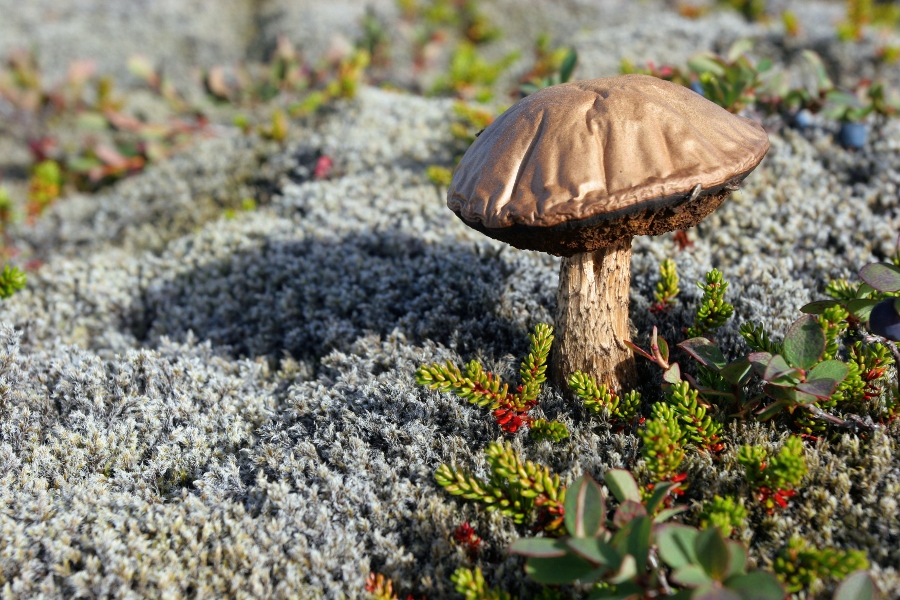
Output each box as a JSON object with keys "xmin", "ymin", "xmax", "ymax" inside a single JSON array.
[
  {"xmin": 690, "ymin": 81, "xmax": 705, "ymax": 96},
  {"xmin": 838, "ymin": 121, "xmax": 868, "ymax": 149},
  {"xmin": 869, "ymin": 298, "xmax": 900, "ymax": 341}
]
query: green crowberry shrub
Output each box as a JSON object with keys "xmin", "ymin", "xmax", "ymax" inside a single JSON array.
[
  {"xmin": 434, "ymin": 440, "xmax": 566, "ymax": 534},
  {"xmin": 698, "ymin": 495, "xmax": 748, "ymax": 538},
  {"xmin": 737, "ymin": 435, "xmax": 807, "ymax": 512},
  {"xmin": 686, "ymin": 268, "xmax": 735, "ymax": 339},
  {"xmin": 773, "ymin": 536, "xmax": 869, "ymax": 594},
  {"xmin": 417, "ymin": 323, "xmax": 562, "ymax": 434}
]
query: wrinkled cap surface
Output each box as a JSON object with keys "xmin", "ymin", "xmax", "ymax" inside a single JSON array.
[{"xmin": 447, "ymin": 74, "xmax": 769, "ymax": 254}]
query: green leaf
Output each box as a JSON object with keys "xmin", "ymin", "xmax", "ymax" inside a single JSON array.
[
  {"xmin": 509, "ymin": 537, "xmax": 568, "ymax": 558},
  {"xmin": 612, "ymin": 500, "xmax": 647, "ymax": 528},
  {"xmin": 724, "ymin": 571, "xmax": 786, "ymax": 600},
  {"xmin": 679, "ymin": 338, "xmax": 728, "ymax": 370},
  {"xmin": 565, "ymin": 537, "xmax": 621, "ymax": 568},
  {"xmin": 849, "ymin": 299, "xmax": 879, "ymax": 321},
  {"xmin": 564, "ymin": 475, "xmax": 607, "ymax": 538},
  {"xmin": 658, "ymin": 336, "xmax": 670, "ymax": 364},
  {"xmin": 607, "ymin": 554, "xmax": 638, "ymax": 585},
  {"xmin": 723, "ymin": 540, "xmax": 747, "ymax": 578},
  {"xmin": 559, "ymin": 50, "xmax": 577, "ymax": 83},
  {"xmin": 605, "ymin": 469, "xmax": 642, "ymax": 504},
  {"xmin": 807, "ymin": 359, "xmax": 850, "ymax": 383},
  {"xmin": 654, "ymin": 505, "xmax": 689, "ymax": 523},
  {"xmin": 833, "ymin": 571, "xmax": 880, "ymax": 600},
  {"xmin": 762, "ymin": 355, "xmax": 800, "ymax": 386},
  {"xmin": 657, "ymin": 524, "xmax": 698, "ymax": 569},
  {"xmin": 695, "ymin": 527, "xmax": 730, "ymax": 581},
  {"xmin": 613, "ymin": 516, "xmax": 652, "ymax": 573},
  {"xmin": 748, "ymin": 352, "xmax": 772, "ymax": 376},
  {"xmin": 800, "ymin": 300, "xmax": 841, "ymax": 314},
  {"xmin": 524, "ymin": 554, "xmax": 598, "ymax": 584},
  {"xmin": 664, "ymin": 362, "xmax": 682, "ymax": 384},
  {"xmin": 719, "ymin": 360, "xmax": 753, "ymax": 385},
  {"xmin": 671, "ymin": 564, "xmax": 712, "ymax": 588},
  {"xmin": 782, "ymin": 315, "xmax": 825, "ymax": 370},
  {"xmin": 755, "ymin": 399, "xmax": 790, "ymax": 421},
  {"xmin": 796, "ymin": 378, "xmax": 841, "ymax": 399},
  {"xmin": 856, "ymin": 283, "xmax": 875, "ymax": 299},
  {"xmin": 644, "ymin": 481, "xmax": 677, "ymax": 515},
  {"xmin": 859, "ymin": 262, "xmax": 900, "ymax": 293}
]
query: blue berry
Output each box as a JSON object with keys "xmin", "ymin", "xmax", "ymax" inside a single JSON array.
[
  {"xmin": 690, "ymin": 81, "xmax": 705, "ymax": 96},
  {"xmin": 869, "ymin": 298, "xmax": 900, "ymax": 341}
]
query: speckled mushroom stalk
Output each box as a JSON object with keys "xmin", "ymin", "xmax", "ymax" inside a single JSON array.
[
  {"xmin": 552, "ymin": 238, "xmax": 636, "ymax": 393},
  {"xmin": 446, "ymin": 75, "xmax": 770, "ymax": 396}
]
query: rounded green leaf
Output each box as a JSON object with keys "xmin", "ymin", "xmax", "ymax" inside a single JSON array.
[
  {"xmin": 719, "ymin": 360, "xmax": 753, "ymax": 385},
  {"xmin": 724, "ymin": 571, "xmax": 786, "ymax": 600},
  {"xmin": 605, "ymin": 469, "xmax": 642, "ymax": 504},
  {"xmin": 859, "ymin": 262, "xmax": 900, "ymax": 293},
  {"xmin": 509, "ymin": 537, "xmax": 568, "ymax": 558},
  {"xmin": 657, "ymin": 524, "xmax": 698, "ymax": 569},
  {"xmin": 725, "ymin": 540, "xmax": 747, "ymax": 578},
  {"xmin": 695, "ymin": 527, "xmax": 730, "ymax": 581},
  {"xmin": 807, "ymin": 359, "xmax": 850, "ymax": 383},
  {"xmin": 848, "ymin": 298, "xmax": 879, "ymax": 321},
  {"xmin": 671, "ymin": 564, "xmax": 712, "ymax": 588},
  {"xmin": 524, "ymin": 554, "xmax": 598, "ymax": 585},
  {"xmin": 800, "ymin": 300, "xmax": 841, "ymax": 314},
  {"xmin": 564, "ymin": 474, "xmax": 606, "ymax": 538},
  {"xmin": 782, "ymin": 315, "xmax": 825, "ymax": 370},
  {"xmin": 566, "ymin": 537, "xmax": 620, "ymax": 568},
  {"xmin": 679, "ymin": 338, "xmax": 727, "ymax": 370},
  {"xmin": 833, "ymin": 571, "xmax": 880, "ymax": 600}
]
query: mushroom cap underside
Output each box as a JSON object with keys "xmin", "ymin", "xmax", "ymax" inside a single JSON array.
[
  {"xmin": 458, "ymin": 172, "xmax": 748, "ymax": 256},
  {"xmin": 447, "ymin": 74, "xmax": 770, "ymax": 252}
]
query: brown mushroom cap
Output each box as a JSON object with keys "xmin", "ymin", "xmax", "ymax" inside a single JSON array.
[{"xmin": 448, "ymin": 74, "xmax": 770, "ymax": 256}]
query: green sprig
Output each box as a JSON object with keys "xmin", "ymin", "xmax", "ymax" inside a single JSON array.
[
  {"xmin": 0, "ymin": 265, "xmax": 26, "ymax": 300},
  {"xmin": 435, "ymin": 441, "xmax": 565, "ymax": 533},
  {"xmin": 698, "ymin": 495, "xmax": 748, "ymax": 538},
  {"xmin": 663, "ymin": 380, "xmax": 723, "ymax": 450},
  {"xmin": 653, "ymin": 258, "xmax": 680, "ymax": 310},
  {"xmin": 687, "ymin": 268, "xmax": 735, "ymax": 338},
  {"xmin": 451, "ymin": 567, "xmax": 513, "ymax": 600},
  {"xmin": 773, "ymin": 536, "xmax": 869, "ymax": 594}
]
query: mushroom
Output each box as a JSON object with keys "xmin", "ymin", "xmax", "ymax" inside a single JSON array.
[{"xmin": 447, "ymin": 74, "xmax": 769, "ymax": 393}]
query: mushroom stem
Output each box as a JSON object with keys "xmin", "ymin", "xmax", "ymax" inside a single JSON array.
[{"xmin": 550, "ymin": 237, "xmax": 637, "ymax": 394}]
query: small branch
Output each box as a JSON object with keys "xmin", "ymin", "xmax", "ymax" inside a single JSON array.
[{"xmin": 804, "ymin": 403, "xmax": 880, "ymax": 433}]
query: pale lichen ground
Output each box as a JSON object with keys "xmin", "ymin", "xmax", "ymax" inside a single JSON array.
[{"xmin": 2, "ymin": 4, "xmax": 900, "ymax": 599}]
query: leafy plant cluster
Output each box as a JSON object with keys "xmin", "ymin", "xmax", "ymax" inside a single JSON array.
[
  {"xmin": 400, "ymin": 251, "xmax": 899, "ymax": 599},
  {"xmin": 0, "ymin": 38, "xmax": 366, "ymax": 224},
  {"xmin": 621, "ymin": 38, "xmax": 900, "ymax": 132},
  {"xmin": 416, "ymin": 323, "xmax": 567, "ymax": 436}
]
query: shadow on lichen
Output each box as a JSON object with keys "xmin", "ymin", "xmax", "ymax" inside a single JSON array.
[{"xmin": 127, "ymin": 230, "xmax": 543, "ymax": 371}]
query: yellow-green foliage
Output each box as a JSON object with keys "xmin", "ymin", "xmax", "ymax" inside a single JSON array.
[
  {"xmin": 569, "ymin": 372, "xmax": 640, "ymax": 421},
  {"xmin": 639, "ymin": 410, "xmax": 685, "ymax": 484},
  {"xmin": 698, "ymin": 495, "xmax": 748, "ymax": 538},
  {"xmin": 451, "ymin": 567, "xmax": 514, "ymax": 600},
  {"xmin": 434, "ymin": 441, "xmax": 565, "ymax": 533},
  {"xmin": 773, "ymin": 536, "xmax": 869, "ymax": 593},
  {"xmin": 687, "ymin": 268, "xmax": 735, "ymax": 338}
]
